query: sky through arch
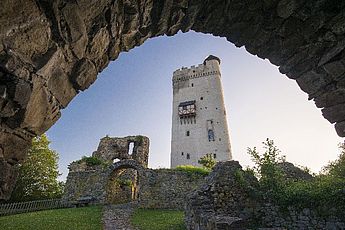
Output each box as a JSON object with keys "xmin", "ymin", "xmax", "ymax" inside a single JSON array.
[{"xmin": 46, "ymin": 31, "xmax": 343, "ymax": 181}]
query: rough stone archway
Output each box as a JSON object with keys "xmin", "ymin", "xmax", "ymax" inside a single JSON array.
[
  {"xmin": 1, "ymin": 0, "xmax": 345, "ymax": 199},
  {"xmin": 108, "ymin": 159, "xmax": 146, "ymax": 175},
  {"xmin": 106, "ymin": 159, "xmax": 146, "ymax": 204}
]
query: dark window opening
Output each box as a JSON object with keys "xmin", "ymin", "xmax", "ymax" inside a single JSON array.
[
  {"xmin": 181, "ymin": 152, "xmax": 184, "ymax": 156},
  {"xmin": 216, "ymin": 107, "xmax": 218, "ymax": 110},
  {"xmin": 191, "ymin": 83, "xmax": 194, "ymax": 87},
  {"xmin": 200, "ymin": 97, "xmax": 203, "ymax": 100},
  {"xmin": 213, "ymin": 154, "xmax": 217, "ymax": 159},
  {"xmin": 219, "ymin": 138, "xmax": 221, "ymax": 141},
  {"xmin": 186, "ymin": 131, "xmax": 190, "ymax": 136},
  {"xmin": 205, "ymin": 107, "xmax": 207, "ymax": 109},
  {"xmin": 187, "ymin": 153, "xmax": 190, "ymax": 159}
]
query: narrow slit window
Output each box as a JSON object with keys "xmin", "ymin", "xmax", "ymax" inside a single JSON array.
[
  {"xmin": 186, "ymin": 131, "xmax": 190, "ymax": 136},
  {"xmin": 213, "ymin": 154, "xmax": 217, "ymax": 159},
  {"xmin": 187, "ymin": 153, "xmax": 190, "ymax": 159}
]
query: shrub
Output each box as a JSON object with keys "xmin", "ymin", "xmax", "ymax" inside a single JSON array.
[
  {"xmin": 198, "ymin": 154, "xmax": 216, "ymax": 170},
  {"xmin": 247, "ymin": 138, "xmax": 285, "ymax": 195},
  {"xmin": 322, "ymin": 143, "xmax": 345, "ymax": 178},
  {"xmin": 175, "ymin": 165, "xmax": 210, "ymax": 176},
  {"xmin": 115, "ymin": 179, "xmax": 133, "ymax": 187},
  {"xmin": 75, "ymin": 156, "xmax": 109, "ymax": 167},
  {"xmin": 246, "ymin": 139, "xmax": 345, "ymax": 220}
]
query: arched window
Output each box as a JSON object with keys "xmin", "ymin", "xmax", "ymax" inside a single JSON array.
[{"xmin": 208, "ymin": 129, "xmax": 215, "ymax": 141}]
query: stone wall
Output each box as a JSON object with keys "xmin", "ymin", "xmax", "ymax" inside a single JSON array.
[
  {"xmin": 63, "ymin": 163, "xmax": 108, "ymax": 203},
  {"xmin": 63, "ymin": 160, "xmax": 206, "ymax": 209},
  {"xmin": 140, "ymin": 169, "xmax": 206, "ymax": 209},
  {"xmin": 185, "ymin": 161, "xmax": 345, "ymax": 230},
  {"xmin": 92, "ymin": 135, "xmax": 149, "ymax": 167}
]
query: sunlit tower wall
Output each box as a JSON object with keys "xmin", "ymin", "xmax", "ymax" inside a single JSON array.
[{"xmin": 170, "ymin": 55, "xmax": 232, "ymax": 168}]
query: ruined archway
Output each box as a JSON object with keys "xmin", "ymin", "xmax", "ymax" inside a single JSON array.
[
  {"xmin": 106, "ymin": 159, "xmax": 146, "ymax": 204},
  {"xmin": 1, "ymin": 0, "xmax": 345, "ymax": 199}
]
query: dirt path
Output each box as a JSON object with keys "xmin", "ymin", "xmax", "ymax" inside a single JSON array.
[{"xmin": 102, "ymin": 203, "xmax": 139, "ymax": 230}]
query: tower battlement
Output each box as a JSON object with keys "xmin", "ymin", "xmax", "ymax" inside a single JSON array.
[{"xmin": 172, "ymin": 57, "xmax": 221, "ymax": 84}]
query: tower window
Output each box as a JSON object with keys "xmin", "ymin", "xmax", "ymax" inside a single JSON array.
[
  {"xmin": 181, "ymin": 152, "xmax": 184, "ymax": 156},
  {"xmin": 213, "ymin": 154, "xmax": 217, "ymax": 159},
  {"xmin": 208, "ymin": 129, "xmax": 215, "ymax": 142},
  {"xmin": 200, "ymin": 97, "xmax": 203, "ymax": 100},
  {"xmin": 187, "ymin": 153, "xmax": 190, "ymax": 159},
  {"xmin": 186, "ymin": 131, "xmax": 190, "ymax": 136},
  {"xmin": 219, "ymin": 138, "xmax": 221, "ymax": 141}
]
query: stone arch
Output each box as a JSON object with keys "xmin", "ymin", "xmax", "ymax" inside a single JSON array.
[
  {"xmin": 105, "ymin": 159, "xmax": 146, "ymax": 204},
  {"xmin": 1, "ymin": 0, "xmax": 345, "ymax": 199},
  {"xmin": 107, "ymin": 159, "xmax": 146, "ymax": 175}
]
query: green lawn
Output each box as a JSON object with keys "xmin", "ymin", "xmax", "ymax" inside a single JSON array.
[
  {"xmin": 0, "ymin": 206, "xmax": 102, "ymax": 230},
  {"xmin": 131, "ymin": 209, "xmax": 186, "ymax": 230}
]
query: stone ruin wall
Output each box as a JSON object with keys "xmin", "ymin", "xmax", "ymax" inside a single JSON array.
[
  {"xmin": 139, "ymin": 169, "xmax": 205, "ymax": 209},
  {"xmin": 92, "ymin": 135, "xmax": 149, "ymax": 167},
  {"xmin": 64, "ymin": 135, "xmax": 206, "ymax": 208},
  {"xmin": 185, "ymin": 161, "xmax": 345, "ymax": 230},
  {"xmin": 63, "ymin": 163, "xmax": 108, "ymax": 203},
  {"xmin": 63, "ymin": 162, "xmax": 206, "ymax": 209}
]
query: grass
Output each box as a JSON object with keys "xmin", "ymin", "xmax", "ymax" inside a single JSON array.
[
  {"xmin": 131, "ymin": 209, "xmax": 186, "ymax": 230},
  {"xmin": 0, "ymin": 205, "xmax": 102, "ymax": 230},
  {"xmin": 175, "ymin": 165, "xmax": 210, "ymax": 176}
]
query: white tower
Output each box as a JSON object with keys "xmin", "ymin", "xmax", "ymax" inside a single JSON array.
[{"xmin": 170, "ymin": 55, "xmax": 232, "ymax": 168}]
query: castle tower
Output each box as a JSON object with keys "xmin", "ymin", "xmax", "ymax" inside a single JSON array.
[{"xmin": 170, "ymin": 55, "xmax": 232, "ymax": 168}]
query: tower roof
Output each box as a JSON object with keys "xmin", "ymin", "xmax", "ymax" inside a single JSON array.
[{"xmin": 203, "ymin": 55, "xmax": 221, "ymax": 65}]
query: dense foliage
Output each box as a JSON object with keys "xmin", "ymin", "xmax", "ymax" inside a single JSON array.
[
  {"xmin": 247, "ymin": 139, "xmax": 345, "ymax": 219},
  {"xmin": 198, "ymin": 154, "xmax": 217, "ymax": 170},
  {"xmin": 10, "ymin": 135, "xmax": 64, "ymax": 202}
]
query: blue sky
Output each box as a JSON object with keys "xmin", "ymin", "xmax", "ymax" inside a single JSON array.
[{"xmin": 46, "ymin": 31, "xmax": 343, "ymax": 181}]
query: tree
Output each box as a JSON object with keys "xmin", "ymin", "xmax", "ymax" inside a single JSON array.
[
  {"xmin": 10, "ymin": 134, "xmax": 64, "ymax": 201},
  {"xmin": 323, "ymin": 142, "xmax": 345, "ymax": 178},
  {"xmin": 247, "ymin": 138, "xmax": 285, "ymax": 192},
  {"xmin": 198, "ymin": 153, "xmax": 216, "ymax": 170}
]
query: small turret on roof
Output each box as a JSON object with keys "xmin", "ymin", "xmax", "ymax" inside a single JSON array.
[{"xmin": 203, "ymin": 55, "xmax": 221, "ymax": 65}]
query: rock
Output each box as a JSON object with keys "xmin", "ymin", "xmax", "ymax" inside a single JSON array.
[{"xmin": 277, "ymin": 162, "xmax": 313, "ymax": 181}]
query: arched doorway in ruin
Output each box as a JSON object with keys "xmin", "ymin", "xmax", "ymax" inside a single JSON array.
[{"xmin": 105, "ymin": 160, "xmax": 145, "ymax": 204}]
